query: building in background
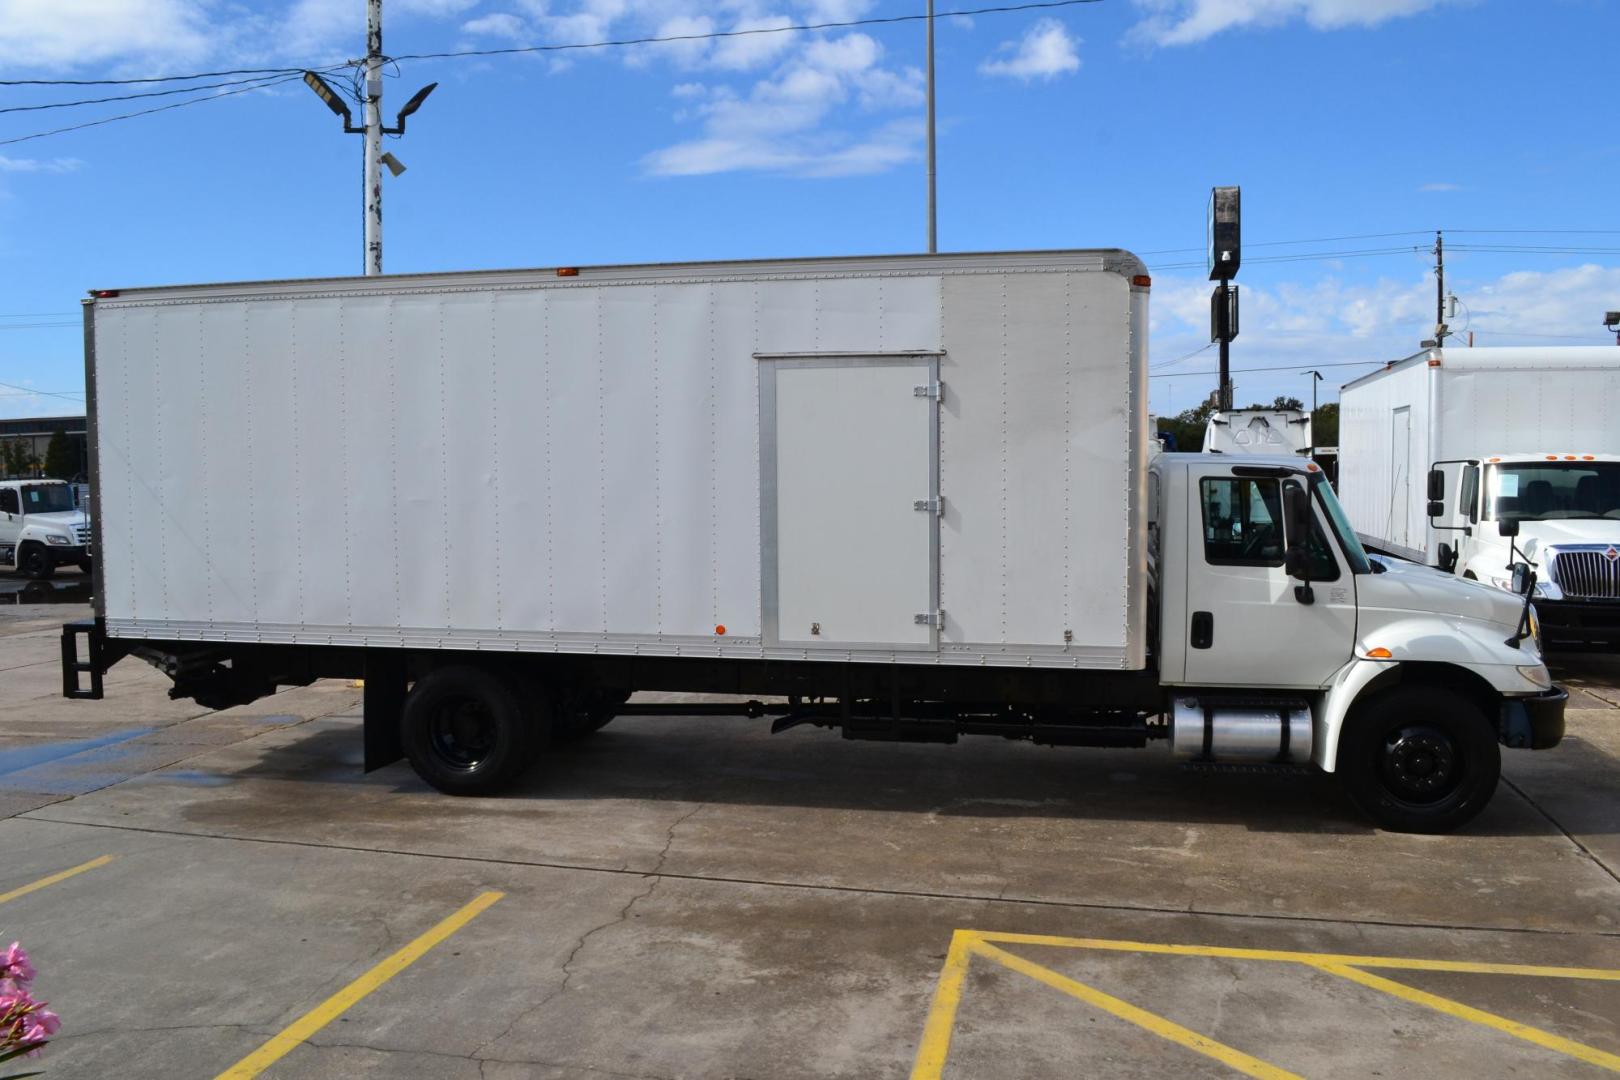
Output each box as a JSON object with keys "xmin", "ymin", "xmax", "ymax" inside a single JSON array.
[{"xmin": 0, "ymin": 415, "xmax": 88, "ymax": 479}]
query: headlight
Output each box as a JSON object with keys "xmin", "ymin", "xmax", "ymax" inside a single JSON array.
[
  {"xmin": 1529, "ymin": 604, "xmax": 1543, "ymax": 655},
  {"xmin": 1515, "ymin": 664, "xmax": 1552, "ymax": 689},
  {"xmin": 44, "ymin": 534, "xmax": 71, "ymax": 546}
]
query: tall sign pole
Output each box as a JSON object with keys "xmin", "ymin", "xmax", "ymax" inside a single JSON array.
[
  {"xmin": 925, "ymin": 0, "xmax": 937, "ymax": 253},
  {"xmin": 364, "ymin": 0, "xmax": 384, "ymax": 276},
  {"xmin": 1207, "ymin": 186, "xmax": 1242, "ymax": 411}
]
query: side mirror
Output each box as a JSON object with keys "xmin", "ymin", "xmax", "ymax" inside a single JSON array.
[
  {"xmin": 1427, "ymin": 468, "xmax": 1445, "ymax": 501},
  {"xmin": 1282, "ymin": 479, "xmax": 1316, "ymax": 603},
  {"xmin": 1499, "ymin": 518, "xmax": 1520, "ymax": 539},
  {"xmin": 1427, "ymin": 500, "xmax": 1444, "ymax": 519},
  {"xmin": 1510, "ymin": 562, "xmax": 1534, "ymax": 597}
]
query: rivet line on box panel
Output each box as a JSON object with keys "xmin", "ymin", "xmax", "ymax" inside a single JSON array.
[
  {"xmin": 488, "ymin": 293, "xmax": 502, "ymax": 631},
  {"xmin": 439, "ymin": 303, "xmax": 450, "ymax": 628},
  {"xmin": 653, "ymin": 285, "xmax": 663, "ymax": 634},
  {"xmin": 597, "ymin": 290, "xmax": 607, "ymax": 635}
]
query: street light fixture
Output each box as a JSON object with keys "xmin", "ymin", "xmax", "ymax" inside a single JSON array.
[
  {"xmin": 1605, "ymin": 311, "xmax": 1620, "ymax": 345},
  {"xmin": 302, "ymin": 71, "xmax": 360, "ymax": 132},
  {"xmin": 385, "ymin": 82, "xmax": 437, "ymax": 135}
]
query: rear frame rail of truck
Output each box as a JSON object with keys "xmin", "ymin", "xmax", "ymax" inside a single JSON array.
[{"xmin": 63, "ymin": 251, "xmax": 1567, "ymax": 832}]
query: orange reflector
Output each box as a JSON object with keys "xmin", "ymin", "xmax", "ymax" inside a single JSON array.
[
  {"xmin": 714, "ymin": 624, "xmax": 727, "ymax": 636},
  {"xmin": 1565, "ymin": 455, "xmax": 1577, "ymax": 460},
  {"xmin": 90, "ymin": 289, "xmax": 119, "ymax": 298},
  {"xmin": 1488, "ymin": 456, "xmax": 1501, "ymax": 463},
  {"xmin": 1131, "ymin": 274, "xmax": 1152, "ymax": 288},
  {"xmin": 1583, "ymin": 455, "xmax": 1596, "ymax": 461},
  {"xmin": 1366, "ymin": 647, "xmax": 1393, "ymax": 659},
  {"xmin": 1306, "ymin": 462, "xmax": 1320, "ymax": 472},
  {"xmin": 1427, "ymin": 358, "xmax": 1442, "ymax": 367},
  {"xmin": 1546, "ymin": 455, "xmax": 1559, "ymax": 461},
  {"xmin": 556, "ymin": 267, "xmax": 579, "ymax": 277}
]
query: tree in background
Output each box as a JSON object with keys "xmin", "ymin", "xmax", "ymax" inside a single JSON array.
[
  {"xmin": 1312, "ymin": 402, "xmax": 1340, "ymax": 446},
  {"xmin": 1, "ymin": 439, "xmax": 26, "ymax": 479},
  {"xmin": 43, "ymin": 431, "xmax": 76, "ymax": 479}
]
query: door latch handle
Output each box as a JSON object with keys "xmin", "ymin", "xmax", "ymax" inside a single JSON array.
[{"xmin": 1190, "ymin": 611, "xmax": 1213, "ymax": 650}]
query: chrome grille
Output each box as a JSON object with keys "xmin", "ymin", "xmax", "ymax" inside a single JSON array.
[{"xmin": 1550, "ymin": 549, "xmax": 1620, "ymax": 600}]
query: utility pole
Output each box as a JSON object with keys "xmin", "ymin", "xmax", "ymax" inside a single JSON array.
[
  {"xmin": 925, "ymin": 0, "xmax": 937, "ymax": 253},
  {"xmin": 364, "ymin": 0, "xmax": 383, "ymax": 276},
  {"xmin": 301, "ymin": 2, "xmax": 436, "ymax": 277},
  {"xmin": 1432, "ymin": 229, "xmax": 1448, "ymax": 348},
  {"xmin": 1301, "ymin": 369, "xmax": 1323, "ymax": 455},
  {"xmin": 1207, "ymin": 186, "xmax": 1242, "ymax": 411}
]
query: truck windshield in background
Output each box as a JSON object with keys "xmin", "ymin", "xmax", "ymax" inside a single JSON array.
[
  {"xmin": 21, "ymin": 485, "xmax": 75, "ymax": 514},
  {"xmin": 1485, "ymin": 462, "xmax": 1620, "ymax": 522}
]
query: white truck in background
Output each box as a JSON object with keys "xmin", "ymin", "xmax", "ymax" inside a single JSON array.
[
  {"xmin": 60, "ymin": 250, "xmax": 1566, "ymax": 832},
  {"xmin": 0, "ymin": 479, "xmax": 92, "ymax": 579},
  {"xmin": 1339, "ymin": 347, "xmax": 1620, "ymax": 649},
  {"xmin": 1203, "ymin": 408, "xmax": 1311, "ymax": 455}
]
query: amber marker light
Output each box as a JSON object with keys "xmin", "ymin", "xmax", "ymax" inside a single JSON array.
[
  {"xmin": 715, "ymin": 625, "xmax": 727, "ymax": 636},
  {"xmin": 1366, "ymin": 647, "xmax": 1393, "ymax": 659}
]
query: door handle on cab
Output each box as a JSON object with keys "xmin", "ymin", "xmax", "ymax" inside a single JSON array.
[{"xmin": 1190, "ymin": 611, "xmax": 1213, "ymax": 650}]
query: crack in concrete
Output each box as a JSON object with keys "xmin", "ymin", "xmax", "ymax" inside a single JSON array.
[{"xmin": 1500, "ymin": 774, "xmax": 1620, "ymax": 887}]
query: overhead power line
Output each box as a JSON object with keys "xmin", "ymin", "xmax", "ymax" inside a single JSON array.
[
  {"xmin": 0, "ymin": 66, "xmax": 306, "ymax": 88},
  {"xmin": 1151, "ymin": 361, "xmax": 1382, "ymax": 380},
  {"xmin": 389, "ymin": 0, "xmax": 1107, "ymax": 62},
  {"xmin": 0, "ymin": 321, "xmax": 77, "ymax": 330},
  {"xmin": 0, "ymin": 378, "xmax": 88, "ymax": 402},
  {"xmin": 0, "ymin": 73, "xmax": 330, "ymax": 115},
  {"xmin": 0, "ymin": 72, "xmax": 303, "ymax": 147}
]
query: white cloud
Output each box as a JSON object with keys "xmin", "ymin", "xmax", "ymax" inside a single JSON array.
[
  {"xmin": 980, "ymin": 19, "xmax": 1081, "ymax": 80},
  {"xmin": 1130, "ymin": 0, "xmax": 1455, "ymax": 46},
  {"xmin": 461, "ymin": 12, "xmax": 529, "ymax": 39},
  {"xmin": 0, "ymin": 0, "xmax": 217, "ymax": 69},
  {"xmin": 709, "ymin": 14, "xmax": 797, "ymax": 71},
  {"xmin": 0, "ymin": 155, "xmax": 83, "ymax": 173},
  {"xmin": 1419, "ymin": 182, "xmax": 1460, "ymax": 192},
  {"xmin": 645, "ymin": 29, "xmax": 925, "ymax": 178}
]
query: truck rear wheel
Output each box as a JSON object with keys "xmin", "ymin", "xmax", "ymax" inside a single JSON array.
[
  {"xmin": 1338, "ymin": 685, "xmax": 1500, "ymax": 833},
  {"xmin": 401, "ymin": 666, "xmax": 542, "ymax": 796}
]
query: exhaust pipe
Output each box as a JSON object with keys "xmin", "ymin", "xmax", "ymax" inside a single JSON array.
[{"xmin": 1170, "ymin": 698, "xmax": 1313, "ymax": 764}]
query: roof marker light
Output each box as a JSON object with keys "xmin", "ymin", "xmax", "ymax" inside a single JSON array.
[
  {"xmin": 556, "ymin": 267, "xmax": 579, "ymax": 277},
  {"xmin": 1131, "ymin": 275, "xmax": 1152, "ymax": 288}
]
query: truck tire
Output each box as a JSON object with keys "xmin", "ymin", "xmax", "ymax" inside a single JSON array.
[
  {"xmin": 1338, "ymin": 685, "xmax": 1500, "ymax": 834},
  {"xmin": 401, "ymin": 666, "xmax": 541, "ymax": 796},
  {"xmin": 19, "ymin": 544, "xmax": 54, "ymax": 581},
  {"xmin": 555, "ymin": 688, "xmax": 629, "ymax": 744}
]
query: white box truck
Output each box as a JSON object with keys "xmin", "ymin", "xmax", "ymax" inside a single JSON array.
[
  {"xmin": 1, "ymin": 479, "xmax": 92, "ymax": 579},
  {"xmin": 1339, "ymin": 347, "xmax": 1620, "ymax": 649},
  {"xmin": 1202, "ymin": 408, "xmax": 1311, "ymax": 455},
  {"xmin": 61, "ymin": 251, "xmax": 1566, "ymax": 832}
]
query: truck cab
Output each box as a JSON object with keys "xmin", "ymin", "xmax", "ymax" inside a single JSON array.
[
  {"xmin": 1153, "ymin": 452, "xmax": 1563, "ymax": 831},
  {"xmin": 1427, "ymin": 454, "xmax": 1620, "ymax": 649},
  {"xmin": 0, "ymin": 479, "xmax": 92, "ymax": 580}
]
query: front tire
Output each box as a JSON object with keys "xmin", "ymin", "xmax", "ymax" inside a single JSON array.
[
  {"xmin": 1339, "ymin": 685, "xmax": 1500, "ymax": 833},
  {"xmin": 401, "ymin": 666, "xmax": 544, "ymax": 796},
  {"xmin": 19, "ymin": 544, "xmax": 54, "ymax": 581}
]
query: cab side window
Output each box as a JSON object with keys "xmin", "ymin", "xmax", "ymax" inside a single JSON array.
[
  {"xmin": 0, "ymin": 490, "xmax": 18, "ymax": 515},
  {"xmin": 1459, "ymin": 465, "xmax": 1480, "ymax": 523},
  {"xmin": 1201, "ymin": 478, "xmax": 1285, "ymax": 565},
  {"xmin": 1201, "ymin": 476, "xmax": 1341, "ymax": 580}
]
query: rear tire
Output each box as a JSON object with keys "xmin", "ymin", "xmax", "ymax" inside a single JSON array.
[
  {"xmin": 401, "ymin": 666, "xmax": 544, "ymax": 796},
  {"xmin": 19, "ymin": 544, "xmax": 54, "ymax": 581},
  {"xmin": 1338, "ymin": 685, "xmax": 1500, "ymax": 833}
]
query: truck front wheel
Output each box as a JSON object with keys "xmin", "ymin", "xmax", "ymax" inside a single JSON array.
[
  {"xmin": 401, "ymin": 666, "xmax": 540, "ymax": 796},
  {"xmin": 19, "ymin": 544, "xmax": 54, "ymax": 581},
  {"xmin": 1338, "ymin": 685, "xmax": 1500, "ymax": 833}
]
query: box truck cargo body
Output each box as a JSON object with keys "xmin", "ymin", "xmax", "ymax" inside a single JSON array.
[
  {"xmin": 64, "ymin": 252, "xmax": 1566, "ymax": 832},
  {"xmin": 1202, "ymin": 409, "xmax": 1311, "ymax": 455},
  {"xmin": 1340, "ymin": 347, "xmax": 1620, "ymax": 648}
]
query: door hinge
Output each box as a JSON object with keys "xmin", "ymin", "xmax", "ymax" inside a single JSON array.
[
  {"xmin": 914, "ymin": 381, "xmax": 944, "ymax": 401},
  {"xmin": 913, "ymin": 496, "xmax": 945, "ymax": 515},
  {"xmin": 914, "ymin": 609, "xmax": 945, "ymax": 627}
]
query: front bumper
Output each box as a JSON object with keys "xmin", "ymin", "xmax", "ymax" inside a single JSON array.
[
  {"xmin": 1536, "ymin": 597, "xmax": 1620, "ymax": 651},
  {"xmin": 46, "ymin": 543, "xmax": 90, "ymax": 568},
  {"xmin": 1499, "ymin": 685, "xmax": 1568, "ymax": 750}
]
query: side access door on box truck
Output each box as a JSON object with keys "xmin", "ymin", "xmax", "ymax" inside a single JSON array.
[{"xmin": 1167, "ymin": 459, "xmax": 1358, "ymax": 688}]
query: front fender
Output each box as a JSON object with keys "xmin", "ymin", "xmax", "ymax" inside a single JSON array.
[{"xmin": 1357, "ymin": 611, "xmax": 1546, "ymax": 685}]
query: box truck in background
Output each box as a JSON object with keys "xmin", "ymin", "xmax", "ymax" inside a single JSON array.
[
  {"xmin": 62, "ymin": 251, "xmax": 1565, "ymax": 832},
  {"xmin": 1202, "ymin": 408, "xmax": 1311, "ymax": 455},
  {"xmin": 1339, "ymin": 347, "xmax": 1620, "ymax": 649},
  {"xmin": 1, "ymin": 479, "xmax": 92, "ymax": 579}
]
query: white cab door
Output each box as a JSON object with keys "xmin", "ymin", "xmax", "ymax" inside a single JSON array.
[
  {"xmin": 763, "ymin": 358, "xmax": 938, "ymax": 649},
  {"xmin": 1182, "ymin": 465, "xmax": 1357, "ymax": 688}
]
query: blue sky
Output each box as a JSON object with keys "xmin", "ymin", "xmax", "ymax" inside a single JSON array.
[{"xmin": 1, "ymin": 0, "xmax": 1617, "ymax": 421}]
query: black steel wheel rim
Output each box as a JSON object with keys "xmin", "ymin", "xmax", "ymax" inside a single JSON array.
[
  {"xmin": 1378, "ymin": 723, "xmax": 1461, "ymax": 804},
  {"xmin": 428, "ymin": 696, "xmax": 498, "ymax": 771}
]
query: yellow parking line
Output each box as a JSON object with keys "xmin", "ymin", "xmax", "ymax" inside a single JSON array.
[
  {"xmin": 0, "ymin": 855, "xmax": 113, "ymax": 905},
  {"xmin": 972, "ymin": 931, "xmax": 1620, "ymax": 981},
  {"xmin": 1314, "ymin": 962, "xmax": 1620, "ymax": 1073},
  {"xmin": 968, "ymin": 939, "xmax": 1301, "ymax": 1080},
  {"xmin": 910, "ymin": 930, "xmax": 975, "ymax": 1080},
  {"xmin": 215, "ymin": 890, "xmax": 504, "ymax": 1080}
]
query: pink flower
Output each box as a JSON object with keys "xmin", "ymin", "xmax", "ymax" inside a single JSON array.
[
  {"xmin": 0, "ymin": 943, "xmax": 32, "ymax": 986},
  {"xmin": 21, "ymin": 1005, "xmax": 60, "ymax": 1044}
]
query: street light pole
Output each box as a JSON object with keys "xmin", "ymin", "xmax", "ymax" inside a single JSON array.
[
  {"xmin": 1301, "ymin": 369, "xmax": 1323, "ymax": 455},
  {"xmin": 925, "ymin": 0, "xmax": 937, "ymax": 253},
  {"xmin": 363, "ymin": 0, "xmax": 384, "ymax": 276}
]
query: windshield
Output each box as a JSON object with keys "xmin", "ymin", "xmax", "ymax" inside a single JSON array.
[
  {"xmin": 20, "ymin": 484, "xmax": 76, "ymax": 514},
  {"xmin": 1484, "ymin": 462, "xmax": 1620, "ymax": 522},
  {"xmin": 1313, "ymin": 475, "xmax": 1371, "ymax": 574}
]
